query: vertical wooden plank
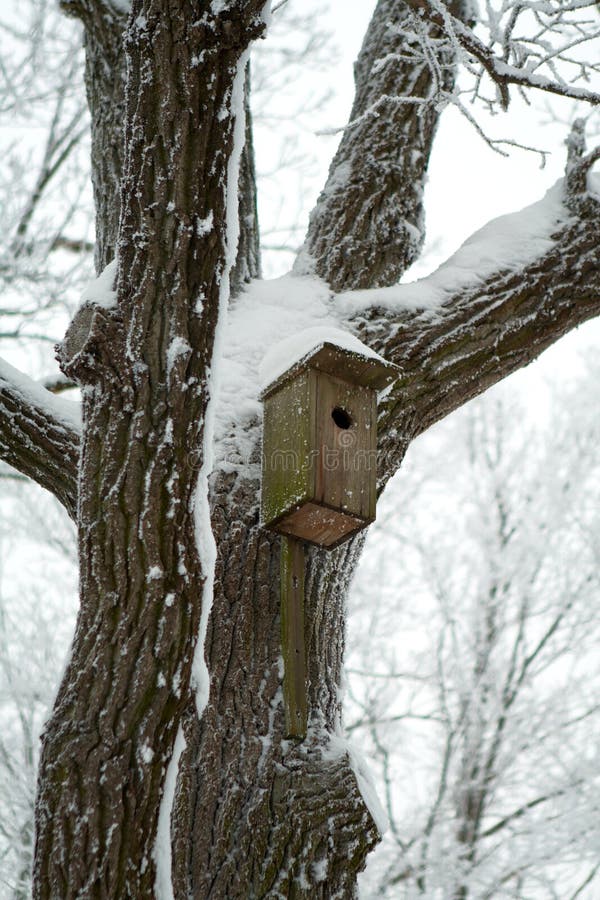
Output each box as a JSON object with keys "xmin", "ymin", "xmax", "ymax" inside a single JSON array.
[
  {"xmin": 280, "ymin": 536, "xmax": 307, "ymax": 739},
  {"xmin": 314, "ymin": 372, "xmax": 377, "ymax": 521}
]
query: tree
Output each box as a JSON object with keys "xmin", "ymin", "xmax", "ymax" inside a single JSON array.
[
  {"xmin": 0, "ymin": 0, "xmax": 598, "ymax": 896},
  {"xmin": 0, "ymin": 0, "xmax": 91, "ymax": 358},
  {"xmin": 0, "ymin": 480, "xmax": 77, "ymax": 900},
  {"xmin": 347, "ymin": 369, "xmax": 600, "ymax": 898}
]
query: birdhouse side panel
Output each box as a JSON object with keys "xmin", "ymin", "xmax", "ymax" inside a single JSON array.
[
  {"xmin": 313, "ymin": 372, "xmax": 377, "ymax": 523},
  {"xmin": 261, "ymin": 371, "xmax": 315, "ymax": 528}
]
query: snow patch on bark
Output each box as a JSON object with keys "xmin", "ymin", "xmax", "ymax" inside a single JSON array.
[
  {"xmin": 191, "ymin": 48, "xmax": 251, "ymax": 716},
  {"xmin": 312, "ymin": 857, "xmax": 328, "ymax": 882},
  {"xmin": 166, "ymin": 336, "xmax": 191, "ymax": 377},
  {"xmin": 323, "ymin": 733, "xmax": 389, "ymax": 837},
  {"xmin": 153, "ymin": 724, "xmax": 186, "ymax": 900}
]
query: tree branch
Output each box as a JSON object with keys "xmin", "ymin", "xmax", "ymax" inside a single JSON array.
[
  {"xmin": 0, "ymin": 359, "xmax": 79, "ymax": 518},
  {"xmin": 58, "ymin": 0, "xmax": 128, "ymax": 270},
  {"xmin": 403, "ymin": 0, "xmax": 600, "ymax": 110},
  {"xmin": 230, "ymin": 61, "xmax": 261, "ymax": 297},
  {"xmin": 479, "ymin": 786, "xmax": 575, "ymax": 840},
  {"xmin": 302, "ymin": 0, "xmax": 471, "ymax": 292},
  {"xmin": 353, "ymin": 153, "xmax": 600, "ymax": 475}
]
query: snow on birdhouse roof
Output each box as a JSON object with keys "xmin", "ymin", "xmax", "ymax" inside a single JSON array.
[{"xmin": 259, "ymin": 326, "xmax": 399, "ymax": 398}]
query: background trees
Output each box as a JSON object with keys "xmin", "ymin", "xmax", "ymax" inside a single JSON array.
[
  {"xmin": 0, "ymin": 0, "xmax": 598, "ymax": 896},
  {"xmin": 349, "ymin": 354, "xmax": 600, "ymax": 898}
]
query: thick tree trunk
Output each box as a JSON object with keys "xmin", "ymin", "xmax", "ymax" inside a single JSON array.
[
  {"xmin": 166, "ymin": 2, "xmax": 460, "ymax": 888},
  {"xmin": 33, "ymin": 2, "xmax": 266, "ymax": 895}
]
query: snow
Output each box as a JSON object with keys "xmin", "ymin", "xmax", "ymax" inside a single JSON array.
[
  {"xmin": 337, "ymin": 179, "xmax": 569, "ymax": 317},
  {"xmin": 153, "ymin": 724, "xmax": 186, "ymax": 900},
  {"xmin": 141, "ymin": 742, "xmax": 154, "ymax": 764},
  {"xmin": 312, "ymin": 858, "xmax": 328, "ymax": 882},
  {"xmin": 191, "ymin": 47, "xmax": 252, "ymax": 715},
  {"xmin": 260, "ymin": 0, "xmax": 273, "ymax": 27},
  {"xmin": 166, "ymin": 337, "xmax": 191, "ymax": 377},
  {"xmin": 259, "ymin": 326, "xmax": 386, "ymax": 392},
  {"xmin": 323, "ymin": 733, "xmax": 389, "ymax": 837},
  {"xmin": 214, "ymin": 177, "xmax": 569, "ymax": 478},
  {"xmin": 79, "ymin": 258, "xmax": 117, "ymax": 310},
  {"xmin": 214, "ymin": 272, "xmax": 333, "ymax": 473},
  {"xmin": 0, "ymin": 357, "xmax": 81, "ymax": 433},
  {"xmin": 195, "ymin": 211, "xmax": 214, "ymax": 237}
]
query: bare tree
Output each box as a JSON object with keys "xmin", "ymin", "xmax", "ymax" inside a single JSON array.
[
  {"xmin": 0, "ymin": 0, "xmax": 92, "ymax": 356},
  {"xmin": 0, "ymin": 0, "xmax": 597, "ymax": 896},
  {"xmin": 348, "ymin": 369, "xmax": 600, "ymax": 898},
  {"xmin": 0, "ymin": 479, "xmax": 77, "ymax": 900}
]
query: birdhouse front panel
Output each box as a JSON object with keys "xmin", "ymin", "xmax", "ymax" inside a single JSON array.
[
  {"xmin": 261, "ymin": 339, "xmax": 399, "ymax": 549},
  {"xmin": 313, "ymin": 371, "xmax": 377, "ymax": 523},
  {"xmin": 262, "ymin": 368, "xmax": 378, "ymax": 549}
]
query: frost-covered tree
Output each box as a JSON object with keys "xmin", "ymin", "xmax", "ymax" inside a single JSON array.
[
  {"xmin": 0, "ymin": 0, "xmax": 598, "ymax": 896},
  {"xmin": 348, "ymin": 369, "xmax": 600, "ymax": 898},
  {"xmin": 0, "ymin": 481, "xmax": 77, "ymax": 900},
  {"xmin": 0, "ymin": 0, "xmax": 91, "ymax": 356}
]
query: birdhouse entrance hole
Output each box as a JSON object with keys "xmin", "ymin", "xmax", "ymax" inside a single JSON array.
[{"xmin": 331, "ymin": 406, "xmax": 352, "ymax": 430}]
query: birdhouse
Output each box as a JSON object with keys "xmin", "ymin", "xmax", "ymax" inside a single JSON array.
[{"xmin": 261, "ymin": 338, "xmax": 399, "ymax": 549}]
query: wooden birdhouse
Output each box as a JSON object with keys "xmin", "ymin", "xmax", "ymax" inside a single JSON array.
[{"xmin": 261, "ymin": 338, "xmax": 399, "ymax": 549}]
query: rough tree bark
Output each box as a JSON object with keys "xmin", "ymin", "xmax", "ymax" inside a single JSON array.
[
  {"xmin": 34, "ymin": 1, "xmax": 268, "ymax": 896},
  {"xmin": 0, "ymin": 0, "xmax": 596, "ymax": 897}
]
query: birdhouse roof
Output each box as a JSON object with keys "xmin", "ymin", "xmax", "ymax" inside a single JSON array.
[{"xmin": 260, "ymin": 328, "xmax": 400, "ymax": 399}]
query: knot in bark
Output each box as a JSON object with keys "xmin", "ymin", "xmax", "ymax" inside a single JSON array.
[
  {"xmin": 57, "ymin": 303, "xmax": 124, "ymax": 384},
  {"xmin": 205, "ymin": 5, "xmax": 267, "ymax": 51}
]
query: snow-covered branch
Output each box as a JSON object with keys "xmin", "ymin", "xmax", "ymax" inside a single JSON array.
[
  {"xmin": 0, "ymin": 359, "xmax": 80, "ymax": 518},
  {"xmin": 340, "ymin": 141, "xmax": 600, "ymax": 474},
  {"xmin": 303, "ymin": 0, "xmax": 464, "ymax": 291},
  {"xmin": 401, "ymin": 0, "xmax": 600, "ymax": 110}
]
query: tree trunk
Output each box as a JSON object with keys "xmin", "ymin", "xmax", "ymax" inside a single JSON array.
[
  {"xmin": 171, "ymin": 488, "xmax": 381, "ymax": 896},
  {"xmin": 34, "ymin": 2, "xmax": 268, "ymax": 895}
]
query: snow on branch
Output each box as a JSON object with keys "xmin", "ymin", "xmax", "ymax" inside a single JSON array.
[
  {"xmin": 359, "ymin": 169, "xmax": 600, "ymax": 447},
  {"xmin": 377, "ymin": 0, "xmax": 600, "ymax": 141},
  {"xmin": 0, "ymin": 358, "xmax": 80, "ymax": 518}
]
